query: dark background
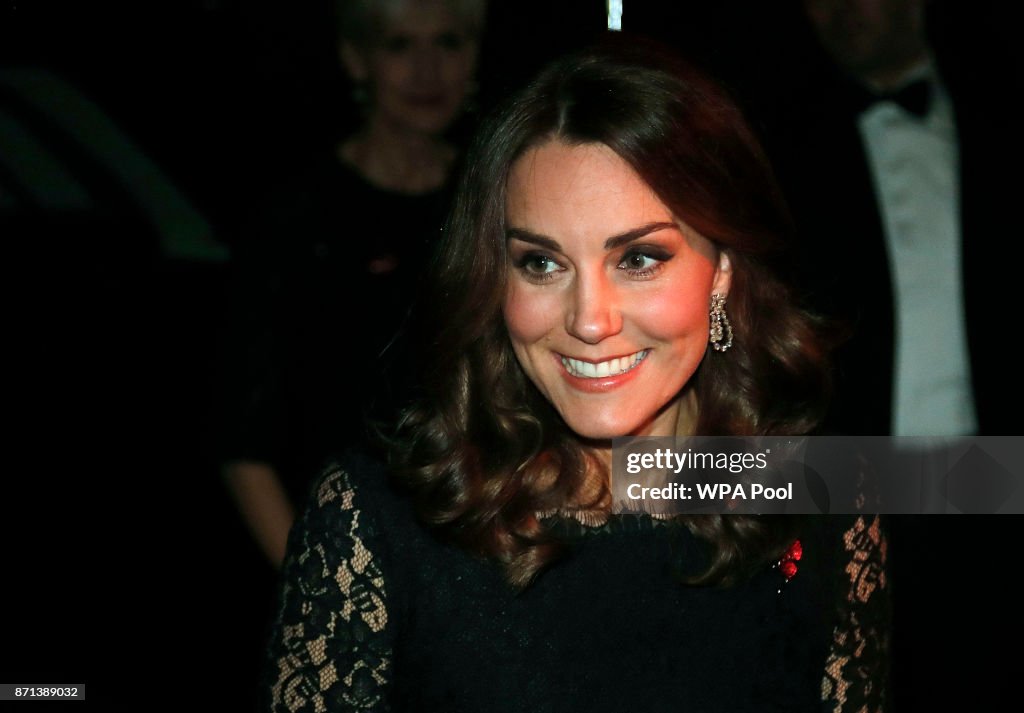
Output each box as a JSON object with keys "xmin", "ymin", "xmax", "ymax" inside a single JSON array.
[{"xmin": 1, "ymin": 0, "xmax": 1019, "ymax": 710}]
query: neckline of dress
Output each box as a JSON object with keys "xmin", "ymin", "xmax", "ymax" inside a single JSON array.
[{"xmin": 536, "ymin": 509, "xmax": 676, "ymax": 537}]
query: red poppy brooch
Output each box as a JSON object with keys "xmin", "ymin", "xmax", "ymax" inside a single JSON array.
[{"xmin": 775, "ymin": 539, "xmax": 803, "ymax": 587}]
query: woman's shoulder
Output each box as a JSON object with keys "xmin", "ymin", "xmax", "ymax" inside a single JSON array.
[
  {"xmin": 794, "ymin": 514, "xmax": 888, "ymax": 601},
  {"xmin": 298, "ymin": 448, "xmax": 414, "ymax": 533},
  {"xmin": 799, "ymin": 514, "xmax": 887, "ymax": 569},
  {"xmin": 285, "ymin": 449, "xmax": 428, "ymax": 577}
]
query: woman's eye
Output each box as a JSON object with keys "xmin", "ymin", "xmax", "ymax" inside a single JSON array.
[
  {"xmin": 382, "ymin": 35, "xmax": 412, "ymax": 53},
  {"xmin": 436, "ymin": 32, "xmax": 466, "ymax": 51},
  {"xmin": 523, "ymin": 255, "xmax": 557, "ymax": 273},
  {"xmin": 619, "ymin": 251, "xmax": 665, "ymax": 276},
  {"xmin": 516, "ymin": 254, "xmax": 562, "ymax": 280}
]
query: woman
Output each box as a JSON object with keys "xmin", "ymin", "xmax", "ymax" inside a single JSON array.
[
  {"xmin": 265, "ymin": 38, "xmax": 888, "ymax": 712},
  {"xmin": 221, "ymin": 0, "xmax": 484, "ymax": 568},
  {"xmin": 338, "ymin": 0, "xmax": 483, "ymax": 197}
]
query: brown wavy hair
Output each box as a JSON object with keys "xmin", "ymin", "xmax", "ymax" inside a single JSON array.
[{"xmin": 390, "ymin": 36, "xmax": 828, "ymax": 587}]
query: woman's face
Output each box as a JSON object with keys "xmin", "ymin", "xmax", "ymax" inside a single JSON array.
[
  {"xmin": 503, "ymin": 140, "xmax": 731, "ymax": 440},
  {"xmin": 343, "ymin": 0, "xmax": 478, "ymax": 136}
]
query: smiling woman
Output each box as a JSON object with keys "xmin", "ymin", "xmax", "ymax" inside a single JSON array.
[
  {"xmin": 504, "ymin": 141, "xmax": 731, "ymax": 440},
  {"xmin": 264, "ymin": 36, "xmax": 889, "ymax": 713}
]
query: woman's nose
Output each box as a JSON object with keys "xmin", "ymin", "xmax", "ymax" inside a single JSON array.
[
  {"xmin": 566, "ymin": 270, "xmax": 622, "ymax": 344},
  {"xmin": 413, "ymin": 46, "xmax": 442, "ymax": 83}
]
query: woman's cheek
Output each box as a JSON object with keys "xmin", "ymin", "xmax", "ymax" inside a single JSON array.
[
  {"xmin": 503, "ymin": 283, "xmax": 557, "ymax": 343},
  {"xmin": 634, "ymin": 284, "xmax": 710, "ymax": 342}
]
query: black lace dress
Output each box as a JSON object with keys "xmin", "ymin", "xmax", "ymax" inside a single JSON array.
[{"xmin": 264, "ymin": 451, "xmax": 889, "ymax": 712}]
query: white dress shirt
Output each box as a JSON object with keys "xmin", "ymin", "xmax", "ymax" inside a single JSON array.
[{"xmin": 857, "ymin": 62, "xmax": 977, "ymax": 436}]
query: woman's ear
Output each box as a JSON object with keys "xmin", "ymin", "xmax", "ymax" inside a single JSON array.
[
  {"xmin": 340, "ymin": 41, "xmax": 368, "ymax": 82},
  {"xmin": 712, "ymin": 250, "xmax": 732, "ymax": 296}
]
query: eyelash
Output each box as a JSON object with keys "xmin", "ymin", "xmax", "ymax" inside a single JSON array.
[
  {"xmin": 513, "ymin": 249, "xmax": 670, "ymax": 283},
  {"xmin": 619, "ymin": 250, "xmax": 668, "ymax": 278},
  {"xmin": 514, "ymin": 254, "xmax": 561, "ymax": 283}
]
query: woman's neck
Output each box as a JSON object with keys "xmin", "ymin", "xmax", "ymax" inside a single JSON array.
[
  {"xmin": 572, "ymin": 388, "xmax": 699, "ymax": 515},
  {"xmin": 339, "ymin": 117, "xmax": 454, "ymax": 194}
]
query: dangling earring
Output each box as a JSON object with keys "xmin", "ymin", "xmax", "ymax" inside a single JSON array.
[{"xmin": 709, "ymin": 293, "xmax": 733, "ymax": 352}]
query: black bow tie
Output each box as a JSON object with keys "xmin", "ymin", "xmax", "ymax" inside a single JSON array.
[{"xmin": 864, "ymin": 78, "xmax": 933, "ymax": 118}]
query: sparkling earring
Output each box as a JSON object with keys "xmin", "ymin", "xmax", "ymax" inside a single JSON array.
[{"xmin": 709, "ymin": 293, "xmax": 733, "ymax": 352}]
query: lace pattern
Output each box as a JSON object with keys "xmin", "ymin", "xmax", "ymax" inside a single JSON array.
[
  {"xmin": 266, "ymin": 467, "xmax": 889, "ymax": 712},
  {"xmin": 267, "ymin": 469, "xmax": 392, "ymax": 712},
  {"xmin": 821, "ymin": 515, "xmax": 890, "ymax": 712}
]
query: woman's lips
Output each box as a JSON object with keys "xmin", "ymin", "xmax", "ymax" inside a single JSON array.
[{"xmin": 557, "ymin": 349, "xmax": 649, "ymax": 393}]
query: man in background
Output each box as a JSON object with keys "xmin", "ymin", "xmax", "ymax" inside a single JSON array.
[{"xmin": 766, "ymin": 0, "xmax": 1020, "ymax": 436}]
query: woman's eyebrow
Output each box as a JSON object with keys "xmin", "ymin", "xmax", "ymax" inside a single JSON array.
[
  {"xmin": 506, "ymin": 222, "xmax": 679, "ymax": 251},
  {"xmin": 505, "ymin": 228, "xmax": 561, "ymax": 251},
  {"xmin": 603, "ymin": 221, "xmax": 678, "ymax": 249}
]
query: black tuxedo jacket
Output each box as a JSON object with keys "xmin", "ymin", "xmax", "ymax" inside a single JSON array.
[{"xmin": 760, "ymin": 56, "xmax": 1022, "ymax": 435}]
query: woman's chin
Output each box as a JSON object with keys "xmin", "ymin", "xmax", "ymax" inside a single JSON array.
[
  {"xmin": 563, "ymin": 416, "xmax": 647, "ymax": 442},
  {"xmin": 560, "ymin": 401, "xmax": 684, "ymax": 441}
]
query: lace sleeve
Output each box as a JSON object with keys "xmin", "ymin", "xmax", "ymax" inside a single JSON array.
[
  {"xmin": 265, "ymin": 468, "xmax": 393, "ymax": 712},
  {"xmin": 821, "ymin": 515, "xmax": 891, "ymax": 713}
]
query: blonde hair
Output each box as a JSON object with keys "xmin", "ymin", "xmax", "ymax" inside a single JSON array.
[{"xmin": 337, "ymin": 0, "xmax": 487, "ymax": 47}]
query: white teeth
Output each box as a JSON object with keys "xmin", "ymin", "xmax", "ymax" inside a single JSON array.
[{"xmin": 561, "ymin": 350, "xmax": 648, "ymax": 378}]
